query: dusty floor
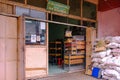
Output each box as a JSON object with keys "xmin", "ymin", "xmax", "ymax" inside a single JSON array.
[{"xmin": 38, "ymin": 71, "xmax": 99, "ymax": 80}]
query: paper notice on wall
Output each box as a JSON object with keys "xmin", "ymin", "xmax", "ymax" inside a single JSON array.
[
  {"xmin": 31, "ymin": 34, "xmax": 36, "ymax": 43},
  {"xmin": 36, "ymin": 35, "xmax": 41, "ymax": 41},
  {"xmin": 41, "ymin": 22, "xmax": 45, "ymax": 30}
]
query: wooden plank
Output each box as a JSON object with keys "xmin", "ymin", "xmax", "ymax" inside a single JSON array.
[
  {"xmin": 6, "ymin": 61, "xmax": 17, "ymax": 80},
  {"xmin": 18, "ymin": 16, "xmax": 25, "ymax": 80},
  {"xmin": 77, "ymin": 45, "xmax": 85, "ymax": 49},
  {"xmin": 0, "ymin": 62, "xmax": 5, "ymax": 80},
  {"xmin": 82, "ymin": 17, "xmax": 96, "ymax": 23},
  {"xmin": 25, "ymin": 0, "xmax": 27, "ymax": 5},
  {"xmin": 25, "ymin": 47, "xmax": 47, "ymax": 68},
  {"xmin": 5, "ymin": 15, "xmax": 18, "ymax": 80},
  {"xmin": 0, "ymin": 15, "xmax": 5, "ymax": 38},
  {"xmin": 0, "ymin": 3, "xmax": 2, "ymax": 12},
  {"xmin": 0, "ymin": 39, "xmax": 5, "ymax": 61},
  {"xmin": 85, "ymin": 0, "xmax": 98, "ymax": 5},
  {"xmin": 81, "ymin": 0, "xmax": 83, "ymax": 25},
  {"xmin": 18, "ymin": 16, "xmax": 24, "ymax": 39},
  {"xmin": 6, "ymin": 16, "xmax": 17, "ymax": 38},
  {"xmin": 86, "ymin": 27, "xmax": 96, "ymax": 74},
  {"xmin": 76, "ymin": 41, "xmax": 85, "ymax": 45},
  {"xmin": 6, "ymin": 39, "xmax": 17, "ymax": 61},
  {"xmin": 65, "ymin": 55, "xmax": 84, "ymax": 59},
  {"xmin": 25, "ymin": 47, "xmax": 47, "ymax": 78},
  {"xmin": 86, "ymin": 27, "xmax": 92, "ymax": 42},
  {"xmin": 64, "ymin": 59, "xmax": 84, "ymax": 64},
  {"xmin": 7, "ymin": 5, "xmax": 13, "ymax": 14},
  {"xmin": 0, "ymin": 0, "xmax": 5, "ymax": 1},
  {"xmin": 26, "ymin": 70, "xmax": 46, "ymax": 78},
  {"xmin": 46, "ymin": 12, "xmax": 49, "ymax": 75},
  {"xmin": 0, "ymin": 15, "xmax": 6, "ymax": 80},
  {"xmin": 2, "ymin": 3, "xmax": 8, "ymax": 13},
  {"xmin": 26, "ymin": 68, "xmax": 47, "ymax": 71}
]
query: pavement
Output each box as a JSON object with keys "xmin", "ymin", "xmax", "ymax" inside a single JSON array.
[{"xmin": 37, "ymin": 71, "xmax": 99, "ymax": 80}]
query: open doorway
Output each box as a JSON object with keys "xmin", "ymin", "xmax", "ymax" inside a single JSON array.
[
  {"xmin": 48, "ymin": 14, "xmax": 86, "ymax": 75},
  {"xmin": 48, "ymin": 23, "xmax": 67, "ymax": 75}
]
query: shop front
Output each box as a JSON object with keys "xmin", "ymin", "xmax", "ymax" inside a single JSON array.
[{"xmin": 0, "ymin": 0, "xmax": 98, "ymax": 80}]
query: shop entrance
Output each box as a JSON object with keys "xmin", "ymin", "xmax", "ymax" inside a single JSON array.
[
  {"xmin": 48, "ymin": 14, "xmax": 86, "ymax": 75},
  {"xmin": 48, "ymin": 23, "xmax": 67, "ymax": 75},
  {"xmin": 22, "ymin": 15, "xmax": 87, "ymax": 78}
]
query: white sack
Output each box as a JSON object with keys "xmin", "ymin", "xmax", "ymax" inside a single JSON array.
[
  {"xmin": 103, "ymin": 69, "xmax": 120, "ymax": 79},
  {"xmin": 102, "ymin": 75, "xmax": 117, "ymax": 80},
  {"xmin": 105, "ymin": 36, "xmax": 113, "ymax": 43},
  {"xmin": 118, "ymin": 44, "xmax": 120, "ymax": 48},
  {"xmin": 106, "ymin": 49, "xmax": 112, "ymax": 56},
  {"xmin": 112, "ymin": 49, "xmax": 120, "ymax": 56},
  {"xmin": 112, "ymin": 36, "xmax": 120, "ymax": 43},
  {"xmin": 112, "ymin": 49, "xmax": 120, "ymax": 53},
  {"xmin": 107, "ymin": 42, "xmax": 119, "ymax": 48},
  {"xmin": 114, "ymin": 67, "xmax": 120, "ymax": 73},
  {"xmin": 105, "ymin": 56, "xmax": 120, "ymax": 67},
  {"xmin": 92, "ymin": 50, "xmax": 111, "ymax": 58},
  {"xmin": 92, "ymin": 62, "xmax": 99, "ymax": 67},
  {"xmin": 92, "ymin": 58, "xmax": 101, "ymax": 63}
]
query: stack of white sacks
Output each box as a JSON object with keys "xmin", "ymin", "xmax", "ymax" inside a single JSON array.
[{"xmin": 92, "ymin": 36, "xmax": 120, "ymax": 80}]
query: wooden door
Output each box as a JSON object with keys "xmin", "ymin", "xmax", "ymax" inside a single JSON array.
[
  {"xmin": 0, "ymin": 15, "xmax": 18, "ymax": 80},
  {"xmin": 18, "ymin": 17, "xmax": 48, "ymax": 80}
]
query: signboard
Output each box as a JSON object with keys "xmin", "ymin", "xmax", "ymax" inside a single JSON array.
[{"xmin": 47, "ymin": 1, "xmax": 70, "ymax": 14}]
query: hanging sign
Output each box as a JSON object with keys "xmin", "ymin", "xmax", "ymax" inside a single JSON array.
[{"xmin": 47, "ymin": 1, "xmax": 70, "ymax": 14}]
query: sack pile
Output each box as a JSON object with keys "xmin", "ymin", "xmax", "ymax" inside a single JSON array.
[{"xmin": 92, "ymin": 36, "xmax": 120, "ymax": 80}]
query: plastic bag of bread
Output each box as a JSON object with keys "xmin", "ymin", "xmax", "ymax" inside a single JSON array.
[{"xmin": 65, "ymin": 30, "xmax": 72, "ymax": 37}]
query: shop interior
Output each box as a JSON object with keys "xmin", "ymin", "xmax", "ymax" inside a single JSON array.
[{"xmin": 48, "ymin": 14, "xmax": 86, "ymax": 75}]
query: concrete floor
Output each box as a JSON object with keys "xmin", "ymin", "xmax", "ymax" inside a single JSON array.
[
  {"xmin": 38, "ymin": 71, "xmax": 99, "ymax": 80},
  {"xmin": 49, "ymin": 64, "xmax": 66, "ymax": 75}
]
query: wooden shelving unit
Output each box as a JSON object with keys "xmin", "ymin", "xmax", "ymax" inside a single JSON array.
[
  {"xmin": 49, "ymin": 41, "xmax": 63, "ymax": 64},
  {"xmin": 64, "ymin": 39, "xmax": 85, "ymax": 71}
]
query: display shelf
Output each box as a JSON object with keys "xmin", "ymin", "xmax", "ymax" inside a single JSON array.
[
  {"xmin": 49, "ymin": 41, "xmax": 63, "ymax": 65},
  {"xmin": 64, "ymin": 59, "xmax": 84, "ymax": 65},
  {"xmin": 64, "ymin": 37, "xmax": 85, "ymax": 71},
  {"xmin": 49, "ymin": 53, "xmax": 61, "ymax": 56},
  {"xmin": 64, "ymin": 54, "xmax": 85, "ymax": 59}
]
